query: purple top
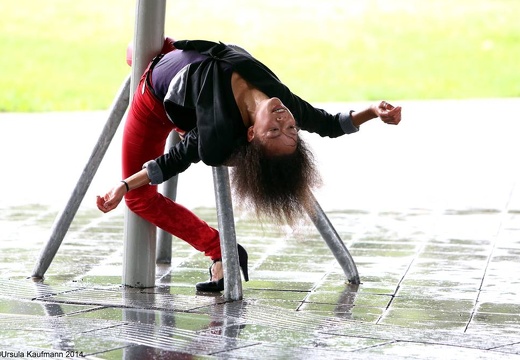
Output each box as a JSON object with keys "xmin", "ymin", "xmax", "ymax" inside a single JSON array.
[{"xmin": 150, "ymin": 49, "xmax": 208, "ymax": 100}]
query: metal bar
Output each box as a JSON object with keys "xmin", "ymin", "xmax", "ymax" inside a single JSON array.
[
  {"xmin": 308, "ymin": 193, "xmax": 360, "ymax": 284},
  {"xmin": 156, "ymin": 131, "xmax": 181, "ymax": 264},
  {"xmin": 122, "ymin": 0, "xmax": 166, "ymax": 288},
  {"xmin": 31, "ymin": 76, "xmax": 131, "ymax": 280},
  {"xmin": 212, "ymin": 166, "xmax": 243, "ymax": 301}
]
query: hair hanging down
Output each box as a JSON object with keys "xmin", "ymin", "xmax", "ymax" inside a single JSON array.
[{"xmin": 230, "ymin": 137, "xmax": 322, "ymax": 226}]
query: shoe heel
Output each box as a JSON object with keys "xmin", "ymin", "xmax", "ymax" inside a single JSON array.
[{"xmin": 237, "ymin": 244, "xmax": 249, "ymax": 282}]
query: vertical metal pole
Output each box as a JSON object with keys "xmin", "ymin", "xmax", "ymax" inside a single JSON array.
[
  {"xmin": 31, "ymin": 76, "xmax": 131, "ymax": 280},
  {"xmin": 308, "ymin": 193, "xmax": 361, "ymax": 284},
  {"xmin": 156, "ymin": 131, "xmax": 181, "ymax": 264},
  {"xmin": 212, "ymin": 166, "xmax": 243, "ymax": 301},
  {"xmin": 122, "ymin": 0, "xmax": 166, "ymax": 288}
]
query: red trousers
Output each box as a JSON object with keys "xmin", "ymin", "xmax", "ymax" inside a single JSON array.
[{"xmin": 121, "ymin": 68, "xmax": 221, "ymax": 260}]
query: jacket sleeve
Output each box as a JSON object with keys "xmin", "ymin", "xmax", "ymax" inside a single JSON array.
[
  {"xmin": 144, "ymin": 128, "xmax": 201, "ymax": 184},
  {"xmin": 276, "ymin": 84, "xmax": 357, "ymax": 137},
  {"xmin": 214, "ymin": 40, "xmax": 356, "ymax": 138}
]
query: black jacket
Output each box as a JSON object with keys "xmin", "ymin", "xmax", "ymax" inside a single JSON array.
[{"xmin": 152, "ymin": 40, "xmax": 351, "ymax": 182}]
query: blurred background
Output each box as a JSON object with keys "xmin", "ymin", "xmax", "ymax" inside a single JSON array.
[{"xmin": 1, "ymin": 0, "xmax": 519, "ymax": 112}]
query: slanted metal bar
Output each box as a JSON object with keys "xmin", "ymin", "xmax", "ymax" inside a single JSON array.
[
  {"xmin": 31, "ymin": 76, "xmax": 131, "ymax": 280},
  {"xmin": 308, "ymin": 193, "xmax": 361, "ymax": 284},
  {"xmin": 156, "ymin": 130, "xmax": 181, "ymax": 264},
  {"xmin": 212, "ymin": 166, "xmax": 243, "ymax": 301},
  {"xmin": 122, "ymin": 0, "xmax": 166, "ymax": 288}
]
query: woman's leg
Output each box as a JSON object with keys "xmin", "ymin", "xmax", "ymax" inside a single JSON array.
[{"xmin": 121, "ymin": 75, "xmax": 221, "ymax": 260}]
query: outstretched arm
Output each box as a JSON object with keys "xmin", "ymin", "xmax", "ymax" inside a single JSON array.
[
  {"xmin": 96, "ymin": 128, "xmax": 201, "ymax": 213},
  {"xmin": 352, "ymin": 101, "xmax": 402, "ymax": 128},
  {"xmin": 96, "ymin": 168, "xmax": 150, "ymax": 213}
]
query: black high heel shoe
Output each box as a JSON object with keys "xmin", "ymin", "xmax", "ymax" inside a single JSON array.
[{"xmin": 195, "ymin": 244, "xmax": 249, "ymax": 292}]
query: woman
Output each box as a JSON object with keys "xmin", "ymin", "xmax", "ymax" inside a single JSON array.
[{"xmin": 96, "ymin": 39, "xmax": 402, "ymax": 292}]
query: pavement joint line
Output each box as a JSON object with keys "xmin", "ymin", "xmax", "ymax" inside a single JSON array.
[
  {"xmin": 79, "ymin": 322, "xmax": 129, "ymax": 336},
  {"xmin": 320, "ymin": 326, "xmax": 520, "ymax": 352},
  {"xmin": 34, "ymin": 286, "xmax": 87, "ymax": 301},
  {"xmin": 376, "ymin": 236, "xmax": 429, "ymax": 325},
  {"xmin": 295, "ymin": 259, "xmax": 337, "ymax": 311},
  {"xmin": 66, "ymin": 206, "xmax": 120, "ymax": 235},
  {"xmin": 465, "ymin": 185, "xmax": 514, "ymax": 333},
  {"xmin": 56, "ymin": 305, "xmax": 109, "ymax": 318},
  {"xmin": 19, "ymin": 208, "xmax": 58, "ymax": 228},
  {"xmin": 82, "ymin": 318, "xmax": 260, "ymax": 354},
  {"xmin": 207, "ymin": 342, "xmax": 262, "ymax": 357},
  {"xmin": 349, "ymin": 339, "xmax": 398, "ymax": 353},
  {"xmin": 88, "ymin": 346, "xmax": 128, "ymax": 359},
  {"xmin": 36, "ymin": 297, "xmax": 133, "ymax": 310},
  {"xmin": 488, "ymin": 340, "xmax": 520, "ymax": 351},
  {"xmin": 248, "ymin": 232, "xmax": 289, "ymax": 273},
  {"xmin": 156, "ymin": 249, "xmax": 200, "ymax": 278},
  {"xmin": 247, "ymin": 288, "xmax": 310, "ymax": 293}
]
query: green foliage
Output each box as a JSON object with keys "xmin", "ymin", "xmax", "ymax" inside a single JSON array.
[{"xmin": 1, "ymin": 0, "xmax": 519, "ymax": 112}]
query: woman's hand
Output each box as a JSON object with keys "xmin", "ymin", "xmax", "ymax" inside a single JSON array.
[
  {"xmin": 374, "ymin": 101, "xmax": 402, "ymax": 125},
  {"xmin": 351, "ymin": 101, "xmax": 402, "ymax": 128},
  {"xmin": 96, "ymin": 169, "xmax": 151, "ymax": 213},
  {"xmin": 96, "ymin": 183, "xmax": 127, "ymax": 213}
]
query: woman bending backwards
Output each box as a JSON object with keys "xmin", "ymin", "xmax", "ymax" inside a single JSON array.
[{"xmin": 96, "ymin": 39, "xmax": 402, "ymax": 292}]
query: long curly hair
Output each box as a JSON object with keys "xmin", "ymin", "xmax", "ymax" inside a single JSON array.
[{"xmin": 230, "ymin": 137, "xmax": 321, "ymax": 226}]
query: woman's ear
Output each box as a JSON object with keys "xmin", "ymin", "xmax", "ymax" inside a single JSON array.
[{"xmin": 247, "ymin": 126, "xmax": 255, "ymax": 142}]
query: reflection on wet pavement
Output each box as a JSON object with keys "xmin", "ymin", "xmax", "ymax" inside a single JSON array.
[{"xmin": 1, "ymin": 201, "xmax": 520, "ymax": 359}]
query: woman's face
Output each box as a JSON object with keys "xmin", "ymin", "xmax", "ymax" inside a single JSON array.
[{"xmin": 248, "ymin": 97, "xmax": 299, "ymax": 156}]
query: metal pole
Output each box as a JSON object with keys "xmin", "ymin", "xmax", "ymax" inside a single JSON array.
[
  {"xmin": 156, "ymin": 131, "xmax": 181, "ymax": 264},
  {"xmin": 212, "ymin": 166, "xmax": 243, "ymax": 301},
  {"xmin": 122, "ymin": 0, "xmax": 167, "ymax": 288},
  {"xmin": 31, "ymin": 76, "xmax": 131, "ymax": 280},
  {"xmin": 308, "ymin": 193, "xmax": 361, "ymax": 284}
]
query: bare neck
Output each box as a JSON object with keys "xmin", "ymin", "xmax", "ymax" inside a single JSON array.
[{"xmin": 231, "ymin": 72, "xmax": 268, "ymax": 127}]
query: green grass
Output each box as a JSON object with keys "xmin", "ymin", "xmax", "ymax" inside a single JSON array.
[{"xmin": 1, "ymin": 0, "xmax": 519, "ymax": 112}]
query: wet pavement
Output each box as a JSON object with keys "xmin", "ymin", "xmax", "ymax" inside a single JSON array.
[{"xmin": 1, "ymin": 99, "xmax": 520, "ymax": 359}]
